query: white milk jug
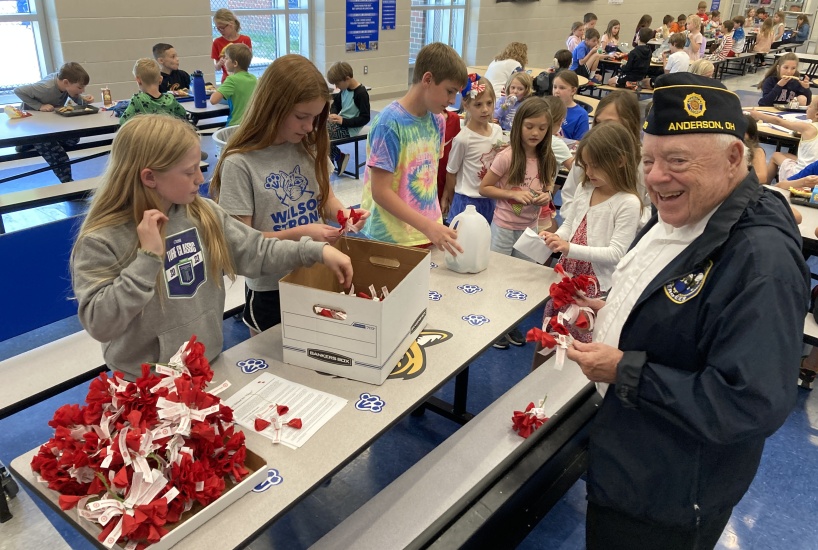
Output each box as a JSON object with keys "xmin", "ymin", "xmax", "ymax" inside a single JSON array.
[{"xmin": 445, "ymin": 205, "xmax": 491, "ymax": 274}]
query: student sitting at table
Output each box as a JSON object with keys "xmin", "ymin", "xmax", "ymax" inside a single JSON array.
[
  {"xmin": 757, "ymin": 53, "xmax": 812, "ymax": 106},
  {"xmin": 552, "ymin": 71, "xmax": 589, "ymax": 140},
  {"xmin": 664, "ymin": 33, "xmax": 690, "ymax": 74},
  {"xmin": 688, "ymin": 58, "xmax": 716, "ymax": 78},
  {"xmin": 608, "ymin": 27, "xmax": 653, "ymax": 88},
  {"xmin": 669, "ymin": 14, "xmax": 686, "ymax": 34},
  {"xmin": 209, "ymin": 43, "xmax": 257, "ymax": 127},
  {"xmin": 771, "ymin": 11, "xmax": 786, "ymax": 47},
  {"xmin": 744, "ymin": 114, "xmax": 769, "ymax": 183},
  {"xmin": 326, "ymin": 61, "xmax": 371, "ymax": 174},
  {"xmin": 749, "ymin": 101, "xmax": 818, "ymax": 185},
  {"xmin": 570, "ymin": 28, "xmax": 604, "ymax": 84},
  {"xmin": 600, "ymin": 20, "xmax": 621, "ymax": 53},
  {"xmin": 633, "ymin": 14, "xmax": 653, "ymax": 44},
  {"xmin": 566, "ymin": 21, "xmax": 585, "ymax": 53},
  {"xmin": 152, "ymin": 43, "xmax": 191, "ymax": 94},
  {"xmin": 707, "ymin": 11, "xmax": 723, "ymax": 35},
  {"xmin": 753, "ymin": 17, "xmax": 775, "ymax": 67},
  {"xmin": 706, "ymin": 20, "xmax": 736, "ymax": 61},
  {"xmin": 795, "ymin": 15, "xmax": 811, "ymax": 44},
  {"xmin": 119, "ymin": 59, "xmax": 189, "ymax": 127},
  {"xmin": 732, "ymin": 16, "xmax": 747, "ymax": 55},
  {"xmin": 13, "ymin": 61, "xmax": 93, "ymax": 183},
  {"xmin": 658, "ymin": 15, "xmax": 673, "ymax": 39}
]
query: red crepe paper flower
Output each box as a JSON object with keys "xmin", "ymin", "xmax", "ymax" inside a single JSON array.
[
  {"xmin": 337, "ymin": 208, "xmax": 364, "ymax": 233},
  {"xmin": 511, "ymin": 402, "xmax": 549, "ymax": 439},
  {"xmin": 574, "ymin": 313, "xmax": 590, "ymax": 330},
  {"xmin": 548, "ymin": 315, "xmax": 571, "ymax": 336},
  {"xmin": 286, "ymin": 418, "xmax": 303, "ymax": 429},
  {"xmin": 526, "ymin": 328, "xmax": 557, "ymax": 349},
  {"xmin": 30, "ymin": 335, "xmax": 248, "ymax": 549},
  {"xmin": 276, "ymin": 404, "xmax": 290, "ymax": 416},
  {"xmin": 254, "ymin": 416, "xmax": 271, "ymax": 431},
  {"xmin": 356, "ymin": 291, "xmax": 372, "ymax": 300}
]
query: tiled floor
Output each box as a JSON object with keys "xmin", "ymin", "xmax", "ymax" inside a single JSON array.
[{"xmin": 3, "ymin": 80, "xmax": 818, "ymax": 549}]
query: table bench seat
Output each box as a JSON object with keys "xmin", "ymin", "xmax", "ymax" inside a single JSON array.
[
  {"xmin": 0, "ymin": 275, "xmax": 246, "ymax": 419},
  {"xmin": 311, "ymin": 355, "xmax": 596, "ymax": 550}
]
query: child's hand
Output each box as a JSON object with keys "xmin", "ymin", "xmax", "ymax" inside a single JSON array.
[
  {"xmin": 322, "ymin": 246, "xmax": 353, "ymax": 287},
  {"xmin": 574, "ymin": 291, "xmax": 606, "ymax": 313},
  {"xmin": 40, "ymin": 104, "xmax": 55, "ymax": 112},
  {"xmin": 801, "ymin": 76, "xmax": 811, "ymax": 88},
  {"xmin": 543, "ymin": 233, "xmax": 570, "ymax": 254},
  {"xmin": 342, "ymin": 207, "xmax": 370, "ymax": 232},
  {"xmin": 532, "ymin": 190, "xmax": 552, "ymax": 206},
  {"xmin": 777, "ymin": 77, "xmax": 792, "ymax": 87},
  {"xmin": 304, "ymin": 223, "xmax": 343, "ymax": 243},
  {"xmin": 538, "ymin": 230, "xmax": 553, "ymax": 239},
  {"xmin": 328, "ymin": 114, "xmax": 343, "ymax": 124},
  {"xmin": 423, "ymin": 221, "xmax": 463, "ymax": 256},
  {"xmin": 81, "ymin": 94, "xmax": 94, "ymax": 103},
  {"xmin": 508, "ymin": 188, "xmax": 534, "ymax": 204},
  {"xmin": 137, "ymin": 209, "xmax": 169, "ymax": 257},
  {"xmin": 748, "ymin": 109, "xmax": 765, "ymax": 121}
]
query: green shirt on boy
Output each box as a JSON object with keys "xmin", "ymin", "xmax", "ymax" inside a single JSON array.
[{"xmin": 218, "ymin": 71, "xmax": 258, "ymax": 126}]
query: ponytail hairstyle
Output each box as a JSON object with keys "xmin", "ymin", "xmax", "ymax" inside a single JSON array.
[
  {"xmin": 213, "ymin": 8, "xmax": 241, "ymax": 33},
  {"xmin": 506, "ymin": 97, "xmax": 557, "ymax": 192},
  {"xmin": 210, "ymin": 54, "xmax": 332, "ymax": 217},
  {"xmin": 594, "ymin": 90, "xmax": 641, "ymax": 145},
  {"xmin": 73, "ymin": 114, "xmax": 236, "ymax": 288}
]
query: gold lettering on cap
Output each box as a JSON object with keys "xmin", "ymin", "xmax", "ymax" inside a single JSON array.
[{"xmin": 668, "ymin": 121, "xmax": 725, "ymax": 131}]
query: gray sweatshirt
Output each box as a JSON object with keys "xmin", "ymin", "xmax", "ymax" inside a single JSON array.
[
  {"xmin": 71, "ymin": 199, "xmax": 327, "ymax": 378},
  {"xmin": 14, "ymin": 72, "xmax": 87, "ymax": 111}
]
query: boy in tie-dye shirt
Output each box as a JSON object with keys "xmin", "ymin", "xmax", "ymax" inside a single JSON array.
[{"xmin": 361, "ymin": 43, "xmax": 468, "ymax": 255}]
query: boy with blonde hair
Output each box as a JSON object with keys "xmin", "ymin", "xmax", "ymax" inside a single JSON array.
[
  {"xmin": 119, "ymin": 58, "xmax": 189, "ymax": 126},
  {"xmin": 152, "ymin": 43, "xmax": 191, "ymax": 93},
  {"xmin": 360, "ymin": 42, "xmax": 467, "ymax": 254},
  {"xmin": 14, "ymin": 61, "xmax": 92, "ymax": 182},
  {"xmin": 327, "ymin": 61, "xmax": 371, "ymax": 174},
  {"xmin": 209, "ymin": 43, "xmax": 257, "ymax": 126}
]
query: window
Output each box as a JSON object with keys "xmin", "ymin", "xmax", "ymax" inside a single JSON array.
[
  {"xmin": 210, "ymin": 0, "xmax": 310, "ymax": 80},
  {"xmin": 409, "ymin": 0, "xmax": 466, "ymax": 65},
  {"xmin": 1, "ymin": 0, "xmax": 52, "ymax": 94}
]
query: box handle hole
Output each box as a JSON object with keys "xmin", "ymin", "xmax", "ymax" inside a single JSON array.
[{"xmin": 369, "ymin": 256, "xmax": 400, "ymax": 269}]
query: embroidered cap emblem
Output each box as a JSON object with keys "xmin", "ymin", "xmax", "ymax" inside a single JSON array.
[{"xmin": 683, "ymin": 93, "xmax": 706, "ymax": 119}]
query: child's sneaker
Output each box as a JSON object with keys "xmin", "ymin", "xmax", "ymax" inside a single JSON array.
[
  {"xmin": 337, "ymin": 153, "xmax": 350, "ymax": 175},
  {"xmin": 799, "ymin": 368, "xmax": 816, "ymax": 390},
  {"xmin": 492, "ymin": 336, "xmax": 510, "ymax": 350},
  {"xmin": 507, "ymin": 327, "xmax": 526, "ymax": 346}
]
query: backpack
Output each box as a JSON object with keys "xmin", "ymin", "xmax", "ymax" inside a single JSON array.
[
  {"xmin": 533, "ymin": 71, "xmax": 553, "ymax": 97},
  {"xmin": 782, "ymin": 29, "xmax": 795, "ymax": 43}
]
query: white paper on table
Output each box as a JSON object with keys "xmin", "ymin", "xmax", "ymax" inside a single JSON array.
[
  {"xmin": 513, "ymin": 227, "xmax": 551, "ymax": 264},
  {"xmin": 224, "ymin": 373, "xmax": 347, "ymax": 449}
]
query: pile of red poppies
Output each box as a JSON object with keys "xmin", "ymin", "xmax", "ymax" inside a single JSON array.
[{"xmin": 30, "ymin": 336, "xmax": 248, "ymax": 549}]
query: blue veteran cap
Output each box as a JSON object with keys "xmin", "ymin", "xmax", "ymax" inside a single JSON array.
[{"xmin": 643, "ymin": 73, "xmax": 746, "ymax": 140}]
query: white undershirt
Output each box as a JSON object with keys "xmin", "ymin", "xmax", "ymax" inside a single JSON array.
[{"xmin": 593, "ymin": 207, "xmax": 719, "ymax": 395}]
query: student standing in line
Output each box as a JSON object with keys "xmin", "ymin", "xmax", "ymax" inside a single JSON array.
[
  {"xmin": 359, "ymin": 42, "xmax": 467, "ymax": 255},
  {"xmin": 211, "ymin": 55, "xmax": 367, "ymax": 336},
  {"xmin": 442, "ymin": 74, "xmax": 505, "ymax": 223},
  {"xmin": 71, "ymin": 114, "xmax": 352, "ymax": 379},
  {"xmin": 480, "ymin": 98, "xmax": 557, "ymax": 349}
]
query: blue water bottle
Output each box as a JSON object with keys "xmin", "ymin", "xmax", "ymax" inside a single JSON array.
[{"xmin": 191, "ymin": 70, "xmax": 206, "ymax": 108}]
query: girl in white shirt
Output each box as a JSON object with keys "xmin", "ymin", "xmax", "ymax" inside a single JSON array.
[
  {"xmin": 540, "ymin": 122, "xmax": 643, "ymax": 341},
  {"xmin": 443, "ymin": 74, "xmax": 506, "ymax": 224}
]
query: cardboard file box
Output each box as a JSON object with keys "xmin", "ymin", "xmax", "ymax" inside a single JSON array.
[{"xmin": 279, "ymin": 237, "xmax": 430, "ymax": 385}]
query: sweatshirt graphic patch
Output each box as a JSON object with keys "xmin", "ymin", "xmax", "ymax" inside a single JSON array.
[
  {"xmin": 164, "ymin": 227, "xmax": 207, "ymax": 298},
  {"xmin": 265, "ymin": 165, "xmax": 320, "ymax": 230}
]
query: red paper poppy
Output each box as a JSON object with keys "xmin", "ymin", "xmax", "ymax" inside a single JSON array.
[
  {"xmin": 254, "ymin": 418, "xmax": 271, "ymax": 431},
  {"xmin": 525, "ymin": 328, "xmax": 557, "ymax": 349},
  {"xmin": 286, "ymin": 418, "xmax": 302, "ymax": 429}
]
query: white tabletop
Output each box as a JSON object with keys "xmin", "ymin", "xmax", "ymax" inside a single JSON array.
[
  {"xmin": 11, "ymin": 249, "xmax": 561, "ymax": 550},
  {"xmin": 0, "ymin": 102, "xmax": 228, "ymax": 148},
  {"xmin": 766, "ymin": 186, "xmax": 818, "ymax": 246}
]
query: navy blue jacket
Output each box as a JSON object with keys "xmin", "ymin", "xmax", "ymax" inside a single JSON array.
[{"xmin": 587, "ymin": 171, "xmax": 810, "ymax": 527}]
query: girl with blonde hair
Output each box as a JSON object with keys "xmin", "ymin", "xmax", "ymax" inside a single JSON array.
[
  {"xmin": 211, "ymin": 54, "xmax": 367, "ymax": 336},
  {"xmin": 212, "ymin": 8, "xmax": 252, "ymax": 82},
  {"xmin": 494, "ymin": 72, "xmax": 532, "ymax": 131},
  {"xmin": 71, "ymin": 114, "xmax": 352, "ymax": 379}
]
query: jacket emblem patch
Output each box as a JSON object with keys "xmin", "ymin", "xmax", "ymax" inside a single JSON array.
[{"xmin": 664, "ymin": 260, "xmax": 713, "ymax": 304}]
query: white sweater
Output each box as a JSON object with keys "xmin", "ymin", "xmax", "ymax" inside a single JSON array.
[{"xmin": 555, "ymin": 183, "xmax": 643, "ymax": 291}]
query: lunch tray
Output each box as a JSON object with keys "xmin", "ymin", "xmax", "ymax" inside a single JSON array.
[
  {"xmin": 773, "ymin": 103, "xmax": 808, "ymax": 112},
  {"xmin": 789, "ymin": 195, "xmax": 818, "ymax": 209},
  {"xmin": 54, "ymin": 104, "xmax": 100, "ymax": 117}
]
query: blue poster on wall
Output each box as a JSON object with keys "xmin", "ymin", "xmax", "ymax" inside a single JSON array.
[
  {"xmin": 710, "ymin": 0, "xmax": 720, "ymax": 10},
  {"xmin": 382, "ymin": 0, "xmax": 396, "ymax": 30},
  {"xmin": 346, "ymin": 0, "xmax": 380, "ymax": 52}
]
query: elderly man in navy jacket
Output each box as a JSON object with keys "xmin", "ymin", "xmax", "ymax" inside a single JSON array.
[{"xmin": 568, "ymin": 72, "xmax": 810, "ymax": 549}]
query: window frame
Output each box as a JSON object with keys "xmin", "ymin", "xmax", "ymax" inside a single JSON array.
[
  {"xmin": 0, "ymin": 0, "xmax": 55, "ymax": 93},
  {"xmin": 209, "ymin": 2, "xmax": 312, "ymax": 76},
  {"xmin": 409, "ymin": 0, "xmax": 468, "ymax": 65}
]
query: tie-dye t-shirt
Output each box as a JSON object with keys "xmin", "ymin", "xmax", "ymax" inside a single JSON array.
[{"xmin": 361, "ymin": 101, "xmax": 445, "ymax": 246}]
